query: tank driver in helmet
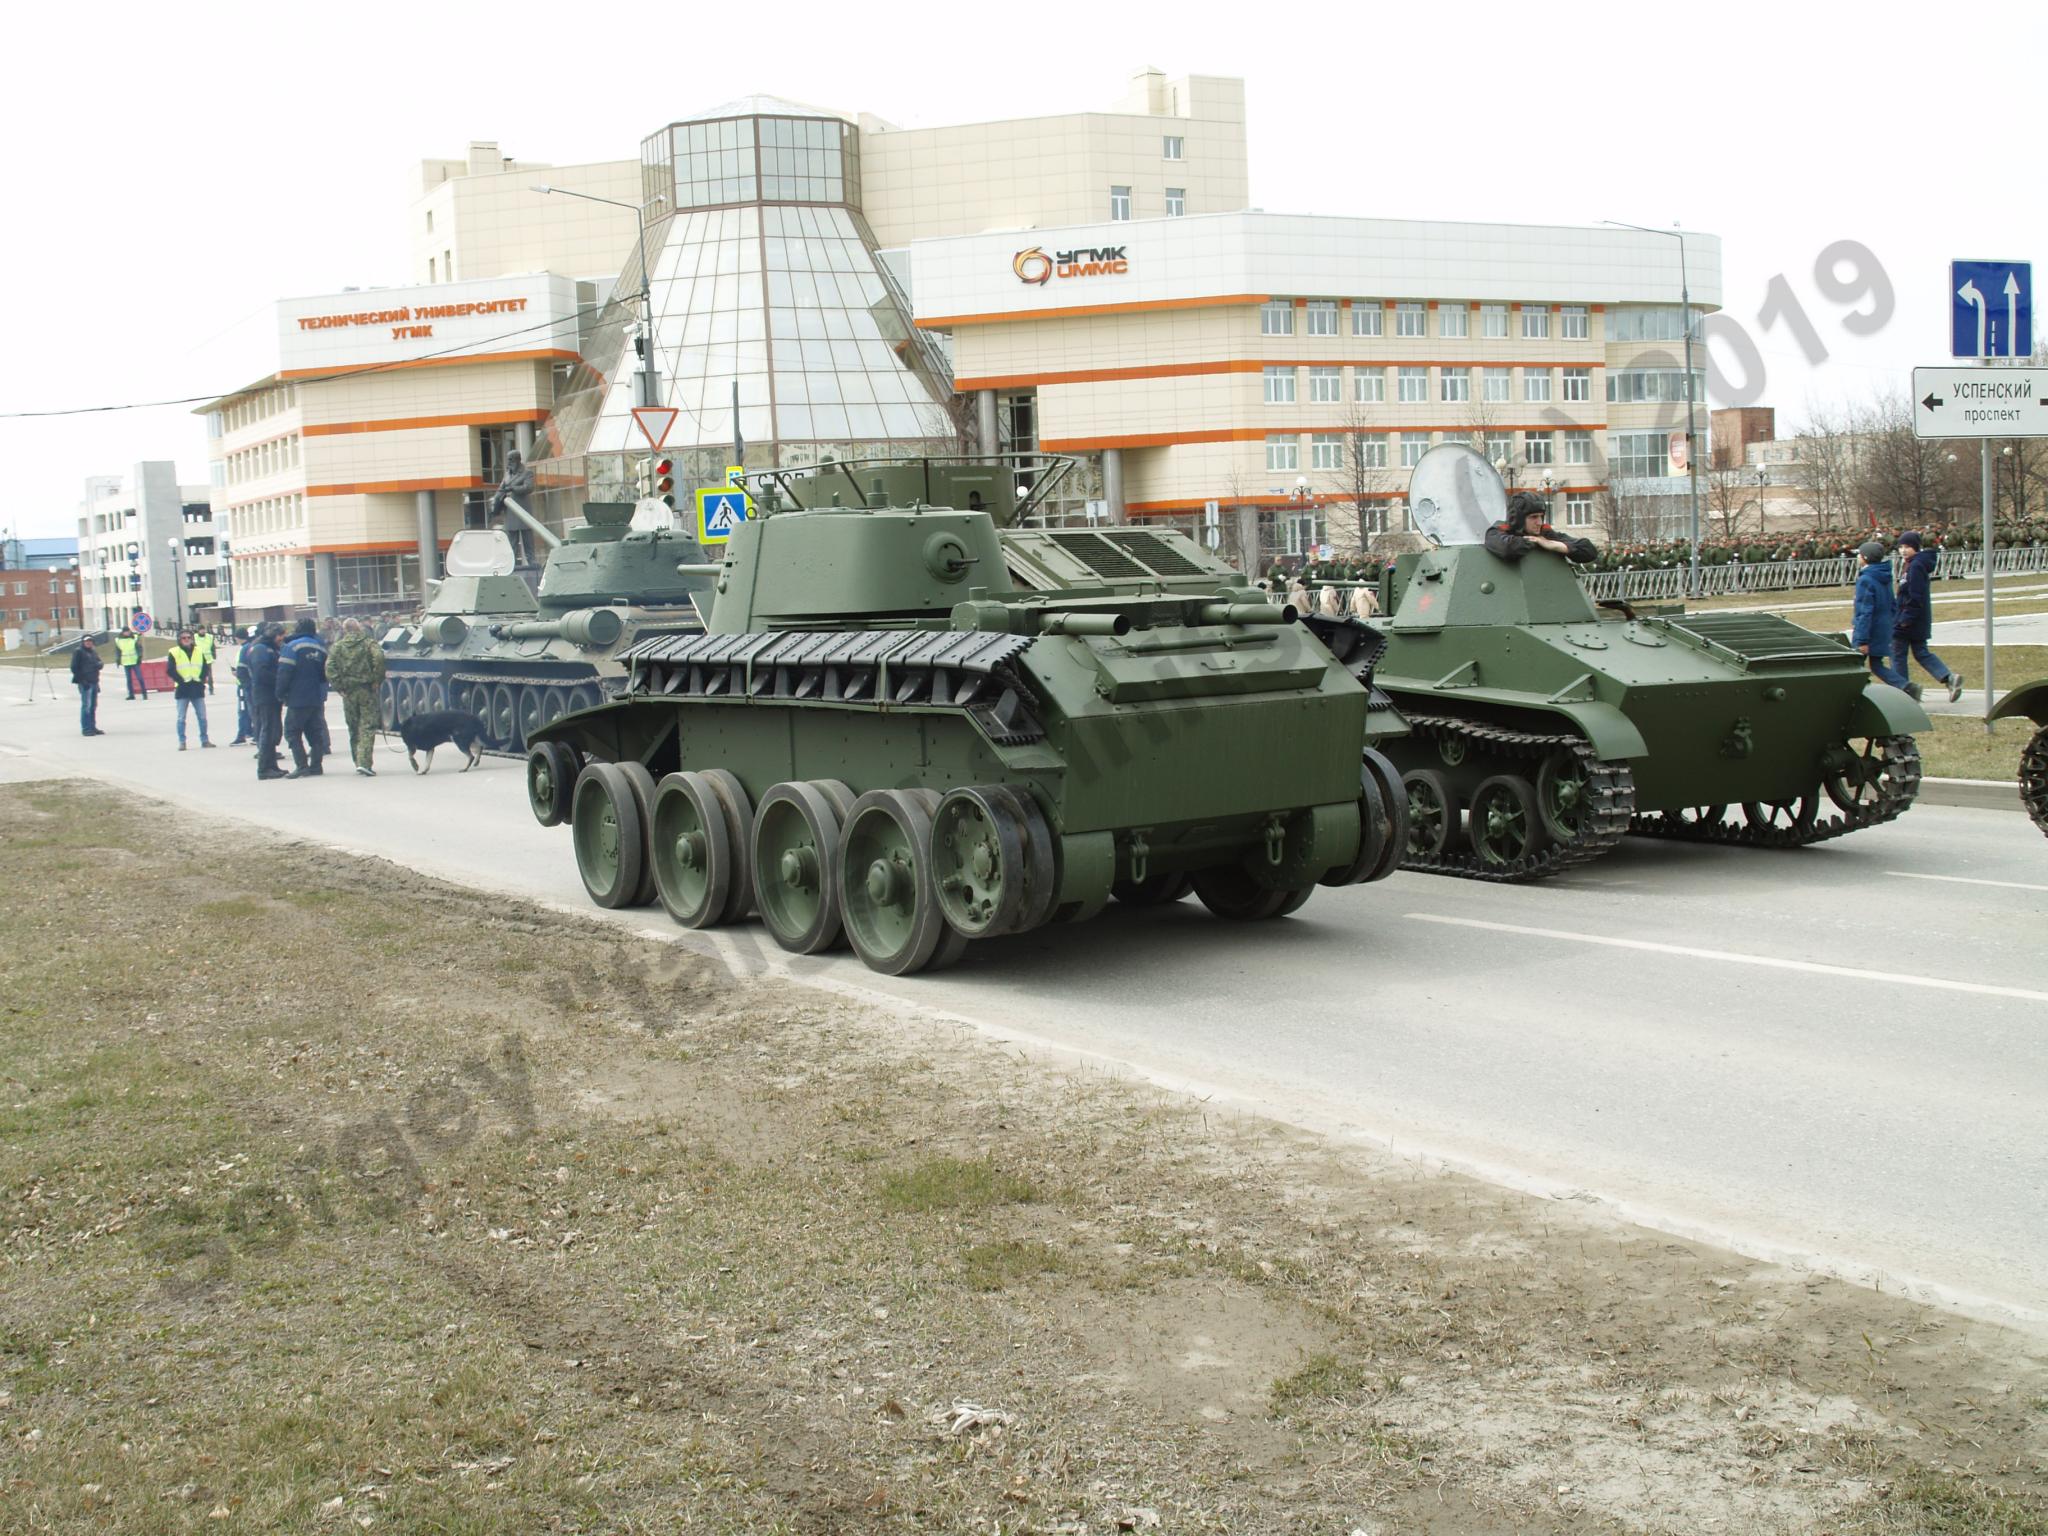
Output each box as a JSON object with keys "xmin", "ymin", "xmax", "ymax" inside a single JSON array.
[{"xmin": 1484, "ymin": 491, "xmax": 1597, "ymax": 565}]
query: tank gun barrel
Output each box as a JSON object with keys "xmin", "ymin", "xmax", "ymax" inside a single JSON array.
[
  {"xmin": 1197, "ymin": 601, "xmax": 1294, "ymax": 626},
  {"xmin": 487, "ymin": 607, "xmax": 625, "ymax": 647}
]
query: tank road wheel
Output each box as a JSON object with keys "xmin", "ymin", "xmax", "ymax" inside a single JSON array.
[
  {"xmin": 982, "ymin": 784, "xmax": 1058, "ymax": 933},
  {"xmin": 901, "ymin": 789, "xmax": 971, "ymax": 970},
  {"xmin": 377, "ymin": 679, "xmax": 397, "ymax": 730},
  {"xmin": 1402, "ymin": 768, "xmax": 1459, "ymax": 858},
  {"xmin": 1112, "ymin": 872, "xmax": 1194, "ymax": 907},
  {"xmin": 751, "ymin": 782, "xmax": 849, "ymax": 954},
  {"xmin": 1822, "ymin": 737, "xmax": 1913, "ymax": 817},
  {"xmin": 699, "ymin": 770, "xmax": 757, "ymax": 923},
  {"xmin": 614, "ymin": 762, "xmax": 660, "ymax": 906},
  {"xmin": 539, "ymin": 686, "xmax": 569, "ymax": 728},
  {"xmin": 1741, "ymin": 796, "xmax": 1818, "ymax": 839},
  {"xmin": 571, "ymin": 764, "xmax": 644, "ymax": 910},
  {"xmin": 1673, "ymin": 805, "xmax": 1728, "ymax": 831},
  {"xmin": 2022, "ymin": 727, "xmax": 2048, "ymax": 835},
  {"xmin": 565, "ymin": 684, "xmax": 601, "ymax": 716},
  {"xmin": 518, "ymin": 686, "xmax": 545, "ymax": 748},
  {"xmin": 1191, "ymin": 866, "xmax": 1306, "ymax": 921},
  {"xmin": 840, "ymin": 790, "xmax": 950, "ymax": 976},
  {"xmin": 1467, "ymin": 775, "xmax": 1543, "ymax": 870},
  {"xmin": 489, "ymin": 684, "xmax": 519, "ymax": 750},
  {"xmin": 526, "ymin": 742, "xmax": 578, "ymax": 828},
  {"xmin": 649, "ymin": 771, "xmax": 736, "ymax": 928},
  {"xmin": 932, "ymin": 787, "xmax": 1031, "ymax": 937},
  {"xmin": 1535, "ymin": 751, "xmax": 1595, "ymax": 845},
  {"xmin": 424, "ymin": 679, "xmax": 449, "ymax": 714}
]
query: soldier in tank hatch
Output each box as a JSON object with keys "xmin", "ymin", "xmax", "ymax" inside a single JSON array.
[{"xmin": 1485, "ymin": 491, "xmax": 1597, "ymax": 565}]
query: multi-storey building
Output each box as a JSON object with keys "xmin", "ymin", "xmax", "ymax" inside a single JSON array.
[
  {"xmin": 0, "ymin": 565, "xmax": 83, "ymax": 643},
  {"xmin": 75, "ymin": 464, "xmax": 217, "ymax": 632}
]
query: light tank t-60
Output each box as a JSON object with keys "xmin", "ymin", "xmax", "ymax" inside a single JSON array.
[
  {"xmin": 522, "ymin": 456, "xmax": 1407, "ymax": 975},
  {"xmin": 1371, "ymin": 445, "xmax": 1930, "ymax": 881}
]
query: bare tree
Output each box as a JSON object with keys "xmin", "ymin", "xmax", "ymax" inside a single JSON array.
[
  {"xmin": 1852, "ymin": 388, "xmax": 1975, "ymax": 533},
  {"xmin": 1314, "ymin": 402, "xmax": 1393, "ymax": 556},
  {"xmin": 1705, "ymin": 466, "xmax": 1755, "ymax": 544},
  {"xmin": 1787, "ymin": 399, "xmax": 1859, "ymax": 534},
  {"xmin": 1597, "ymin": 481, "xmax": 1665, "ymax": 545}
]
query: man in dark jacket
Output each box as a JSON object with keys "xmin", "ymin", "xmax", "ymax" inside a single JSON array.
[
  {"xmin": 275, "ymin": 617, "xmax": 332, "ymax": 778},
  {"xmin": 1890, "ymin": 531, "xmax": 1963, "ymax": 703},
  {"xmin": 229, "ymin": 628, "xmax": 255, "ymax": 745},
  {"xmin": 245, "ymin": 625, "xmax": 287, "ymax": 780},
  {"xmin": 1851, "ymin": 541, "xmax": 1918, "ymax": 698},
  {"xmin": 1484, "ymin": 491, "xmax": 1598, "ymax": 564},
  {"xmin": 69, "ymin": 636, "xmax": 105, "ymax": 736}
]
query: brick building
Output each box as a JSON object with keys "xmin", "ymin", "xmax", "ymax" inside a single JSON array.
[{"xmin": 0, "ymin": 563, "xmax": 84, "ymax": 643}]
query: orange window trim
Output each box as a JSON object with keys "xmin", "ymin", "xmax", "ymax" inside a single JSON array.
[
  {"xmin": 304, "ymin": 408, "xmax": 548, "ymax": 438},
  {"xmin": 278, "ymin": 348, "xmax": 579, "ymax": 380},
  {"xmin": 1045, "ymin": 425, "xmax": 1607, "ymax": 452},
  {"xmin": 915, "ymin": 294, "xmax": 1274, "ymax": 328},
  {"xmin": 958, "ymin": 359, "xmax": 1602, "ymax": 391},
  {"xmin": 306, "ymin": 475, "xmax": 487, "ymax": 498},
  {"xmin": 1126, "ymin": 483, "xmax": 1609, "ymax": 516}
]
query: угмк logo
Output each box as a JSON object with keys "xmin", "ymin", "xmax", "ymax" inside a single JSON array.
[{"xmin": 1013, "ymin": 245, "xmax": 1129, "ymax": 285}]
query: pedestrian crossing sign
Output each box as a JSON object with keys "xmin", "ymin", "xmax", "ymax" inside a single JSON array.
[{"xmin": 695, "ymin": 486, "xmax": 751, "ymax": 544}]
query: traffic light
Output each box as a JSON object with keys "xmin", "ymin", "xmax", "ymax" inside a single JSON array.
[{"xmin": 654, "ymin": 458, "xmax": 675, "ymax": 508}]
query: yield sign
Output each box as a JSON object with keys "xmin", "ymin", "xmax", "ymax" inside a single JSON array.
[{"xmin": 631, "ymin": 405, "xmax": 679, "ymax": 449}]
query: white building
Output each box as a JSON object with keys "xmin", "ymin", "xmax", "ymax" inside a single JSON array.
[{"xmin": 76, "ymin": 464, "xmax": 217, "ymax": 632}]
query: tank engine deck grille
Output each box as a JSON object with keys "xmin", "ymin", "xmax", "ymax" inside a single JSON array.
[
  {"xmin": 1653, "ymin": 612, "xmax": 1856, "ymax": 667},
  {"xmin": 1099, "ymin": 530, "xmax": 1207, "ymax": 577}
]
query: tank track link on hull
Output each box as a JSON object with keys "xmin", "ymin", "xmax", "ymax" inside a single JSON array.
[
  {"xmin": 2021, "ymin": 727, "xmax": 2048, "ymax": 835},
  {"xmin": 1398, "ymin": 714, "xmax": 1636, "ymax": 883},
  {"xmin": 1628, "ymin": 733, "xmax": 1923, "ymax": 847}
]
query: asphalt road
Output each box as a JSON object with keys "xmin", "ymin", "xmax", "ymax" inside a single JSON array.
[{"xmin": 7, "ymin": 675, "xmax": 2046, "ymax": 1327}]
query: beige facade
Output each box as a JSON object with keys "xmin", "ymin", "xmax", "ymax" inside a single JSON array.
[{"xmin": 412, "ymin": 141, "xmax": 644, "ymax": 285}]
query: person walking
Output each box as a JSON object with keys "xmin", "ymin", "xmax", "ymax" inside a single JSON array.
[
  {"xmin": 1852, "ymin": 540, "xmax": 1919, "ymax": 699},
  {"xmin": 276, "ymin": 617, "xmax": 332, "ymax": 778},
  {"xmin": 246, "ymin": 624, "xmax": 288, "ymax": 780},
  {"xmin": 195, "ymin": 625, "xmax": 217, "ymax": 695},
  {"xmin": 326, "ymin": 618, "xmax": 386, "ymax": 776},
  {"xmin": 1891, "ymin": 530, "xmax": 1964, "ymax": 703},
  {"xmin": 165, "ymin": 628, "xmax": 216, "ymax": 751},
  {"xmin": 70, "ymin": 635, "xmax": 105, "ymax": 736},
  {"xmin": 114, "ymin": 625, "xmax": 148, "ymax": 699}
]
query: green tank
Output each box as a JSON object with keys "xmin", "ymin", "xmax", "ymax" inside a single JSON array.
[
  {"xmin": 1990, "ymin": 680, "xmax": 2048, "ymax": 834},
  {"xmin": 1372, "ymin": 445, "xmax": 1931, "ymax": 881},
  {"xmin": 381, "ymin": 481, "xmax": 714, "ymax": 755},
  {"xmin": 523, "ymin": 456, "xmax": 1407, "ymax": 975}
]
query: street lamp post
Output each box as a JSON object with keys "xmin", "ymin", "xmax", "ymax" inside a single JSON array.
[
  {"xmin": 532, "ymin": 185, "xmax": 669, "ymax": 410},
  {"xmin": 1603, "ymin": 220, "xmax": 1706, "ymax": 598},
  {"xmin": 165, "ymin": 537, "xmax": 184, "ymax": 630}
]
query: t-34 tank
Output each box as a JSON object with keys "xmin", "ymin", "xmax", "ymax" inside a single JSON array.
[
  {"xmin": 1990, "ymin": 679, "xmax": 2048, "ymax": 835},
  {"xmin": 381, "ymin": 484, "xmax": 713, "ymax": 755},
  {"xmin": 1371, "ymin": 445, "xmax": 1930, "ymax": 880},
  {"xmin": 522, "ymin": 455, "xmax": 1407, "ymax": 975}
]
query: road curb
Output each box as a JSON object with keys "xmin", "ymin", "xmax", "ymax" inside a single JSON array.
[{"xmin": 1918, "ymin": 776, "xmax": 2023, "ymax": 812}]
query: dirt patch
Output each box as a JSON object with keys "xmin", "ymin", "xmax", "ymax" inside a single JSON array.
[{"xmin": 1, "ymin": 779, "xmax": 2044, "ymax": 1534}]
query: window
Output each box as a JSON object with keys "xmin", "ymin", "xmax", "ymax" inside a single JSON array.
[
  {"xmin": 428, "ymin": 257, "xmax": 437, "ymax": 282},
  {"xmin": 1564, "ymin": 493, "xmax": 1594, "ymax": 527},
  {"xmin": 1353, "ymin": 304, "xmax": 1383, "ymax": 337},
  {"xmin": 1606, "ymin": 306, "xmax": 1689, "ymax": 342},
  {"xmin": 443, "ymin": 249, "xmax": 452, "ymax": 279},
  {"xmin": 1397, "ymin": 366, "xmax": 1429, "ymax": 403},
  {"xmin": 1563, "ymin": 429, "xmax": 1593, "ymax": 465},
  {"xmin": 1284, "ymin": 514, "xmax": 1325, "ymax": 555},
  {"xmin": 1561, "ymin": 367, "xmax": 1592, "ymax": 402},
  {"xmin": 1399, "ymin": 498, "xmax": 1415, "ymax": 532},
  {"xmin": 1522, "ymin": 307, "xmax": 1550, "ymax": 339},
  {"xmin": 1308, "ymin": 366, "xmax": 1342, "ymax": 402},
  {"xmin": 1310, "ymin": 432, "xmax": 1345, "ymax": 470},
  {"xmin": 1523, "ymin": 368, "xmax": 1552, "ymax": 403},
  {"xmin": 1265, "ymin": 434, "xmax": 1300, "ymax": 471},
  {"xmin": 1263, "ymin": 366, "xmax": 1297, "ymax": 404},
  {"xmin": 1606, "ymin": 369, "xmax": 1705, "ymax": 404},
  {"xmin": 1165, "ymin": 187, "xmax": 1185, "ymax": 217},
  {"xmin": 1482, "ymin": 367, "xmax": 1512, "ymax": 403},
  {"xmin": 1524, "ymin": 432, "xmax": 1554, "ymax": 465},
  {"xmin": 1395, "ymin": 302, "xmax": 1426, "ymax": 337},
  {"xmin": 1484, "ymin": 432, "xmax": 1515, "ymax": 467},
  {"xmin": 1560, "ymin": 305, "xmax": 1589, "ymax": 340},
  {"xmin": 1305, "ymin": 300, "xmax": 1339, "ymax": 336},
  {"xmin": 1610, "ymin": 431, "xmax": 1672, "ymax": 478},
  {"xmin": 425, "ymin": 209, "xmax": 434, "ymax": 234},
  {"xmin": 1109, "ymin": 185, "xmax": 1131, "ymax": 220},
  {"xmin": 1357, "ymin": 434, "xmax": 1389, "ymax": 468},
  {"xmin": 1400, "ymin": 434, "xmax": 1430, "ymax": 469},
  {"xmin": 1440, "ymin": 367, "xmax": 1470, "ymax": 403},
  {"xmin": 1481, "ymin": 304, "xmax": 1508, "ymax": 338},
  {"xmin": 1439, "ymin": 305, "xmax": 1469, "ymax": 339},
  {"xmin": 1164, "ymin": 135, "xmax": 1184, "ymax": 160},
  {"xmin": 1354, "ymin": 367, "xmax": 1386, "ymax": 403},
  {"xmin": 1260, "ymin": 301, "xmax": 1294, "ymax": 336}
]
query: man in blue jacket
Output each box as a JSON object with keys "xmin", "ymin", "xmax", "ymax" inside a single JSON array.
[
  {"xmin": 245, "ymin": 625, "xmax": 287, "ymax": 780},
  {"xmin": 1852, "ymin": 541, "xmax": 1918, "ymax": 698},
  {"xmin": 1890, "ymin": 531, "xmax": 1964, "ymax": 703},
  {"xmin": 275, "ymin": 617, "xmax": 332, "ymax": 778}
]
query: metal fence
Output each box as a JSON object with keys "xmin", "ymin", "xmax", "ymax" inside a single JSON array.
[{"xmin": 1576, "ymin": 545, "xmax": 2048, "ymax": 603}]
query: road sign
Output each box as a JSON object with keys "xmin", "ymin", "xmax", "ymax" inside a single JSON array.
[
  {"xmin": 725, "ymin": 464, "xmax": 746, "ymax": 488},
  {"xmin": 695, "ymin": 487, "xmax": 750, "ymax": 544},
  {"xmin": 1910, "ymin": 366, "xmax": 2048, "ymax": 439},
  {"xmin": 1951, "ymin": 260, "xmax": 2032, "ymax": 359},
  {"xmin": 133, "ymin": 611, "xmax": 153, "ymax": 633},
  {"xmin": 631, "ymin": 405, "xmax": 679, "ymax": 449}
]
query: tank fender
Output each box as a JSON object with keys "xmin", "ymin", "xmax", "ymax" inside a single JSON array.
[
  {"xmin": 1543, "ymin": 701, "xmax": 1647, "ymax": 763},
  {"xmin": 1849, "ymin": 681, "xmax": 1934, "ymax": 737},
  {"xmin": 1989, "ymin": 677, "xmax": 2048, "ymax": 726}
]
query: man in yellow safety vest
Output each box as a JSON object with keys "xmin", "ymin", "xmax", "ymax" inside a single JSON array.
[
  {"xmin": 194, "ymin": 626, "xmax": 217, "ymax": 694},
  {"xmin": 166, "ymin": 629, "xmax": 215, "ymax": 750},
  {"xmin": 113, "ymin": 626, "xmax": 148, "ymax": 699}
]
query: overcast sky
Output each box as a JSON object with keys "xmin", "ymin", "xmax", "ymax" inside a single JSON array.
[{"xmin": 2, "ymin": 0, "xmax": 2037, "ymax": 540}]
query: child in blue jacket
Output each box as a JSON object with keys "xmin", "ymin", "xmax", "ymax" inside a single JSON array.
[{"xmin": 1852, "ymin": 540, "xmax": 1918, "ymax": 698}]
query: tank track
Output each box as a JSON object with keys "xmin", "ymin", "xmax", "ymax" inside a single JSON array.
[
  {"xmin": 2014, "ymin": 726, "xmax": 2047, "ymax": 835},
  {"xmin": 1628, "ymin": 734, "xmax": 1923, "ymax": 848},
  {"xmin": 1397, "ymin": 714, "xmax": 1636, "ymax": 883}
]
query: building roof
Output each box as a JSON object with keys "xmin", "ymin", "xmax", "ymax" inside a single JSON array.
[{"xmin": 683, "ymin": 93, "xmax": 851, "ymax": 124}]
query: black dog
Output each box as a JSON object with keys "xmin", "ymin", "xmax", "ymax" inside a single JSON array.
[{"xmin": 398, "ymin": 710, "xmax": 487, "ymax": 774}]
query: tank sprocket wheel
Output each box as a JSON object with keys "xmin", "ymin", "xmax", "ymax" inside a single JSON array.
[
  {"xmin": 1630, "ymin": 735, "xmax": 1922, "ymax": 849},
  {"xmin": 571, "ymin": 763, "xmax": 645, "ymax": 911},
  {"xmin": 1467, "ymin": 774, "xmax": 1545, "ymax": 870},
  {"xmin": 751, "ymin": 781, "xmax": 849, "ymax": 954},
  {"xmin": 1190, "ymin": 866, "xmax": 1311, "ymax": 921},
  {"xmin": 2021, "ymin": 725, "xmax": 2048, "ymax": 835},
  {"xmin": 1394, "ymin": 715, "xmax": 1636, "ymax": 883},
  {"xmin": 1112, "ymin": 872, "xmax": 1194, "ymax": 906},
  {"xmin": 526, "ymin": 741, "xmax": 577, "ymax": 828},
  {"xmin": 648, "ymin": 771, "xmax": 736, "ymax": 929},
  {"xmin": 839, "ymin": 789, "xmax": 950, "ymax": 976}
]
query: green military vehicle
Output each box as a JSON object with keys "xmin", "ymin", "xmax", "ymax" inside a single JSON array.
[
  {"xmin": 523, "ymin": 456, "xmax": 1407, "ymax": 975},
  {"xmin": 1371, "ymin": 445, "xmax": 1930, "ymax": 881},
  {"xmin": 1990, "ymin": 680, "xmax": 2048, "ymax": 834},
  {"xmin": 381, "ymin": 471, "xmax": 714, "ymax": 755}
]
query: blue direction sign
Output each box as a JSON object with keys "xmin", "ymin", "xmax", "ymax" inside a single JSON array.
[
  {"xmin": 1952, "ymin": 259, "xmax": 2032, "ymax": 358},
  {"xmin": 695, "ymin": 486, "xmax": 750, "ymax": 544}
]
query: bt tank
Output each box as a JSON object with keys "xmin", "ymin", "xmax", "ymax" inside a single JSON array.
[
  {"xmin": 1370, "ymin": 445, "xmax": 1930, "ymax": 880},
  {"xmin": 381, "ymin": 482, "xmax": 714, "ymax": 755},
  {"xmin": 1990, "ymin": 680, "xmax": 2048, "ymax": 835},
  {"xmin": 522, "ymin": 456, "xmax": 1407, "ymax": 975}
]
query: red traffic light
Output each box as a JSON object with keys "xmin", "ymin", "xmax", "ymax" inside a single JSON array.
[{"xmin": 654, "ymin": 458, "xmax": 675, "ymax": 496}]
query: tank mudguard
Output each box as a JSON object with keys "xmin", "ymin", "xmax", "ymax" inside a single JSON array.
[
  {"xmin": 1850, "ymin": 682, "xmax": 1934, "ymax": 736},
  {"xmin": 1989, "ymin": 678, "xmax": 2048, "ymax": 726},
  {"xmin": 1545, "ymin": 700, "xmax": 1648, "ymax": 763}
]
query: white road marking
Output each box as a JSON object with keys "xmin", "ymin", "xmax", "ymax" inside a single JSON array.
[
  {"xmin": 1405, "ymin": 912, "xmax": 2048, "ymax": 1004},
  {"xmin": 1886, "ymin": 870, "xmax": 2048, "ymax": 894}
]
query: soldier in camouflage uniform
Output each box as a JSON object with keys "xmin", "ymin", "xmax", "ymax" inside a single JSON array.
[{"xmin": 326, "ymin": 618, "xmax": 387, "ymax": 777}]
